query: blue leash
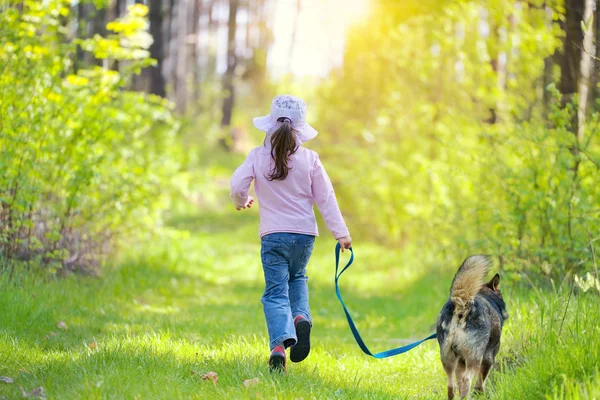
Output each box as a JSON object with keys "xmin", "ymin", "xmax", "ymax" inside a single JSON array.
[{"xmin": 334, "ymin": 243, "xmax": 437, "ymax": 358}]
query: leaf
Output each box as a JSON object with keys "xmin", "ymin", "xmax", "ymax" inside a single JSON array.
[
  {"xmin": 20, "ymin": 386, "xmax": 46, "ymax": 399},
  {"xmin": 88, "ymin": 341, "xmax": 98, "ymax": 350},
  {"xmin": 0, "ymin": 377, "xmax": 14, "ymax": 384},
  {"xmin": 201, "ymin": 372, "xmax": 218, "ymax": 386},
  {"xmin": 57, "ymin": 321, "xmax": 67, "ymax": 330},
  {"xmin": 44, "ymin": 332, "xmax": 59, "ymax": 340},
  {"xmin": 242, "ymin": 378, "xmax": 259, "ymax": 388}
]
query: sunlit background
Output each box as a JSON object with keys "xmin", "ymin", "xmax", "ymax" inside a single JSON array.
[
  {"xmin": 2, "ymin": 0, "xmax": 599, "ymax": 279},
  {"xmin": 206, "ymin": 0, "xmax": 370, "ymax": 77},
  {"xmin": 267, "ymin": 0, "xmax": 370, "ymax": 77}
]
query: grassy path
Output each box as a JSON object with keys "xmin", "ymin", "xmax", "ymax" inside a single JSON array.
[{"xmin": 1, "ymin": 209, "xmax": 599, "ymax": 399}]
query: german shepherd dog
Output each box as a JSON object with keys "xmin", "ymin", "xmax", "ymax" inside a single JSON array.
[{"xmin": 436, "ymin": 255, "xmax": 508, "ymax": 399}]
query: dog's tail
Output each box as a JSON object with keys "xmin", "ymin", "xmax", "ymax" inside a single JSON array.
[{"xmin": 450, "ymin": 255, "xmax": 491, "ymax": 315}]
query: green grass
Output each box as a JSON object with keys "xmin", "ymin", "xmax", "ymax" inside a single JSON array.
[{"xmin": 1, "ymin": 208, "xmax": 599, "ymax": 399}]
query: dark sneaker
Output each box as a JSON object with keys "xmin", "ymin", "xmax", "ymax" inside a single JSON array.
[
  {"xmin": 268, "ymin": 345, "xmax": 286, "ymax": 372},
  {"xmin": 290, "ymin": 316, "xmax": 311, "ymax": 363}
]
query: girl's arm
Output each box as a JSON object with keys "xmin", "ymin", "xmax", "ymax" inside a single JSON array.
[
  {"xmin": 311, "ymin": 155, "xmax": 350, "ymax": 241},
  {"xmin": 230, "ymin": 150, "xmax": 256, "ymax": 210}
]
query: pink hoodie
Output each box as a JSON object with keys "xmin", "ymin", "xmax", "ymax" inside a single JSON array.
[{"xmin": 230, "ymin": 145, "xmax": 349, "ymax": 239}]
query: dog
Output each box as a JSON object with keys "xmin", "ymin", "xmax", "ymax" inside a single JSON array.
[{"xmin": 436, "ymin": 255, "xmax": 508, "ymax": 399}]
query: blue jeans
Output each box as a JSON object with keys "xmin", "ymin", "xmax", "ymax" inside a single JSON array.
[{"xmin": 260, "ymin": 233, "xmax": 315, "ymax": 350}]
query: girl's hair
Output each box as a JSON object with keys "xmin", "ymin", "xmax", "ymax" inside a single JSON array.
[{"xmin": 266, "ymin": 117, "xmax": 298, "ymax": 181}]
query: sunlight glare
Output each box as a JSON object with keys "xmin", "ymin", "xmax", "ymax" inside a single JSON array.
[{"xmin": 268, "ymin": 0, "xmax": 372, "ymax": 77}]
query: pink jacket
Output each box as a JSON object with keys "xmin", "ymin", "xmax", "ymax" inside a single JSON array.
[{"xmin": 230, "ymin": 145, "xmax": 350, "ymax": 239}]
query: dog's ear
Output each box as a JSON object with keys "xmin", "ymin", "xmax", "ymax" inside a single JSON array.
[{"xmin": 486, "ymin": 273, "xmax": 500, "ymax": 292}]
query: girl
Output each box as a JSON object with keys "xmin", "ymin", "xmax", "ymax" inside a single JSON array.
[{"xmin": 230, "ymin": 95, "xmax": 352, "ymax": 372}]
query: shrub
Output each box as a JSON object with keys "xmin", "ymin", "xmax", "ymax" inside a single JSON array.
[{"xmin": 0, "ymin": 1, "xmax": 179, "ymax": 276}]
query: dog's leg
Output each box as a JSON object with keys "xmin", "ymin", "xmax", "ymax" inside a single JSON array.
[
  {"xmin": 442, "ymin": 358, "xmax": 457, "ymax": 400},
  {"xmin": 455, "ymin": 359, "xmax": 467, "ymax": 399},
  {"xmin": 474, "ymin": 355, "xmax": 494, "ymax": 393},
  {"xmin": 457, "ymin": 359, "xmax": 480, "ymax": 399}
]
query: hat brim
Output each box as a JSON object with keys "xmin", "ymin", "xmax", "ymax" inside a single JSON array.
[
  {"xmin": 253, "ymin": 115, "xmax": 272, "ymax": 132},
  {"xmin": 253, "ymin": 115, "xmax": 318, "ymax": 144}
]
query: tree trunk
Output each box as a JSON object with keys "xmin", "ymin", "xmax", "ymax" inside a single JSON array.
[
  {"xmin": 593, "ymin": 0, "xmax": 600, "ymax": 108},
  {"xmin": 542, "ymin": 2, "xmax": 554, "ymax": 116},
  {"xmin": 189, "ymin": 0, "xmax": 202, "ymax": 104},
  {"xmin": 221, "ymin": 0, "xmax": 239, "ymax": 144},
  {"xmin": 577, "ymin": 0, "xmax": 594, "ymax": 143},
  {"xmin": 108, "ymin": 0, "xmax": 123, "ymax": 71},
  {"xmin": 76, "ymin": 2, "xmax": 94, "ymax": 70},
  {"xmin": 559, "ymin": 0, "xmax": 584, "ymax": 108},
  {"xmin": 246, "ymin": 0, "xmax": 255, "ymax": 50},
  {"xmin": 561, "ymin": 0, "xmax": 593, "ymax": 251},
  {"xmin": 175, "ymin": 0, "xmax": 190, "ymax": 112},
  {"xmin": 256, "ymin": 0, "xmax": 270, "ymax": 57},
  {"xmin": 148, "ymin": 0, "xmax": 167, "ymax": 97},
  {"xmin": 93, "ymin": 5, "xmax": 108, "ymax": 37},
  {"xmin": 163, "ymin": 0, "xmax": 177, "ymax": 103},
  {"xmin": 93, "ymin": 4, "xmax": 108, "ymax": 68},
  {"xmin": 206, "ymin": 0, "xmax": 219, "ymax": 79},
  {"xmin": 107, "ymin": 0, "xmax": 120, "ymax": 22}
]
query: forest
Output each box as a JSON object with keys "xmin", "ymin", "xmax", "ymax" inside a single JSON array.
[{"xmin": 1, "ymin": 0, "xmax": 599, "ymax": 399}]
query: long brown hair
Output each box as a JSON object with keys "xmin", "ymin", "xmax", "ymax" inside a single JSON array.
[{"xmin": 266, "ymin": 117, "xmax": 298, "ymax": 181}]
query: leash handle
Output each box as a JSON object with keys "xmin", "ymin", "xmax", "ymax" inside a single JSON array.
[{"xmin": 334, "ymin": 243, "xmax": 437, "ymax": 358}]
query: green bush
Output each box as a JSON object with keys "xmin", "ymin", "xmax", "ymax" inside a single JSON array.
[{"xmin": 0, "ymin": 1, "xmax": 179, "ymax": 276}]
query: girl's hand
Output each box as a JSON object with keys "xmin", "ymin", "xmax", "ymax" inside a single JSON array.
[
  {"xmin": 338, "ymin": 236, "xmax": 352, "ymax": 252},
  {"xmin": 237, "ymin": 196, "xmax": 254, "ymax": 211}
]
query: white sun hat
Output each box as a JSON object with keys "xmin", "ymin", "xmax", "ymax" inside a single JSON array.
[{"xmin": 253, "ymin": 94, "xmax": 318, "ymax": 143}]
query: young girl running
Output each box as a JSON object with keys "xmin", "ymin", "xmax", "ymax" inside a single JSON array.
[{"xmin": 230, "ymin": 95, "xmax": 352, "ymax": 372}]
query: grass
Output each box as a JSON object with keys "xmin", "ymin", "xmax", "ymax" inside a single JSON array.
[{"xmin": 1, "ymin": 206, "xmax": 599, "ymax": 399}]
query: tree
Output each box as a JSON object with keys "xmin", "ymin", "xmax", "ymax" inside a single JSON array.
[
  {"xmin": 76, "ymin": 1, "xmax": 94, "ymax": 69},
  {"xmin": 190, "ymin": 0, "xmax": 202, "ymax": 103},
  {"xmin": 107, "ymin": 0, "xmax": 123, "ymax": 25},
  {"xmin": 92, "ymin": 3, "xmax": 108, "ymax": 68},
  {"xmin": 174, "ymin": 0, "xmax": 190, "ymax": 112},
  {"xmin": 577, "ymin": 0, "xmax": 595, "ymax": 142},
  {"xmin": 148, "ymin": 0, "xmax": 167, "ymax": 97},
  {"xmin": 559, "ymin": 0, "xmax": 584, "ymax": 107},
  {"xmin": 221, "ymin": 0, "xmax": 239, "ymax": 145}
]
